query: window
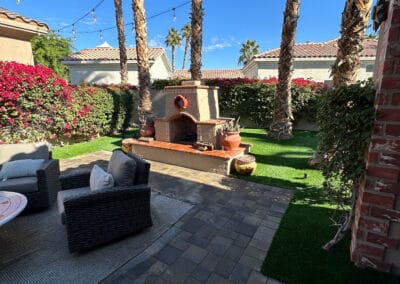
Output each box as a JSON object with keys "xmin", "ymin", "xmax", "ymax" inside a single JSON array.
[{"xmin": 366, "ymin": 64, "xmax": 374, "ymax": 72}]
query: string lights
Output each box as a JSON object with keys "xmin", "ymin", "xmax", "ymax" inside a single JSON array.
[
  {"xmin": 51, "ymin": 1, "xmax": 190, "ymax": 42},
  {"xmin": 56, "ymin": 0, "xmax": 105, "ymax": 33},
  {"xmin": 91, "ymin": 9, "xmax": 97, "ymax": 23},
  {"xmin": 172, "ymin": 8, "xmax": 177, "ymax": 21},
  {"xmin": 71, "ymin": 24, "xmax": 76, "ymax": 41}
]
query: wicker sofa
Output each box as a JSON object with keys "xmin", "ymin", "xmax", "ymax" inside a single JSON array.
[
  {"xmin": 57, "ymin": 150, "xmax": 152, "ymax": 253},
  {"xmin": 0, "ymin": 142, "xmax": 61, "ymax": 211}
]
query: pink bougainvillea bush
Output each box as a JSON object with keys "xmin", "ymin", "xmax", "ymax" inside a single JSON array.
[{"xmin": 0, "ymin": 61, "xmax": 118, "ymax": 144}]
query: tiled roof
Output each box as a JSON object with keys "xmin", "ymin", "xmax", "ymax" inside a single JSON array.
[
  {"xmin": 0, "ymin": 7, "xmax": 49, "ymax": 29},
  {"xmin": 255, "ymin": 38, "xmax": 377, "ymax": 59},
  {"xmin": 173, "ymin": 69, "xmax": 244, "ymax": 79},
  {"xmin": 63, "ymin": 47, "xmax": 166, "ymax": 61}
]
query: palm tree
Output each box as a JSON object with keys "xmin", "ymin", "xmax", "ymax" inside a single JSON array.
[
  {"xmin": 322, "ymin": 0, "xmax": 373, "ymax": 251},
  {"xmin": 238, "ymin": 40, "xmax": 260, "ymax": 65},
  {"xmin": 190, "ymin": 0, "xmax": 203, "ymax": 80},
  {"xmin": 132, "ymin": 0, "xmax": 152, "ymax": 117},
  {"xmin": 181, "ymin": 23, "xmax": 191, "ymax": 69},
  {"xmin": 267, "ymin": 0, "xmax": 300, "ymax": 140},
  {"xmin": 331, "ymin": 0, "xmax": 373, "ymax": 87},
  {"xmin": 165, "ymin": 28, "xmax": 182, "ymax": 72},
  {"xmin": 114, "ymin": 0, "xmax": 128, "ymax": 85}
]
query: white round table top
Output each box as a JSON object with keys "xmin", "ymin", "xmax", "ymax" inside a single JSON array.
[{"xmin": 0, "ymin": 191, "xmax": 28, "ymax": 226}]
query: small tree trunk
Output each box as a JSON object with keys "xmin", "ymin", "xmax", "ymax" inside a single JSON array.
[
  {"xmin": 182, "ymin": 38, "xmax": 190, "ymax": 69},
  {"xmin": 267, "ymin": 0, "xmax": 300, "ymax": 140},
  {"xmin": 171, "ymin": 46, "xmax": 175, "ymax": 72},
  {"xmin": 114, "ymin": 0, "xmax": 128, "ymax": 85},
  {"xmin": 190, "ymin": 0, "xmax": 203, "ymax": 81},
  {"xmin": 323, "ymin": 177, "xmax": 360, "ymax": 250},
  {"xmin": 132, "ymin": 0, "xmax": 152, "ymax": 116}
]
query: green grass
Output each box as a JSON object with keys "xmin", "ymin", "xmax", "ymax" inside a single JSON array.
[
  {"xmin": 53, "ymin": 129, "xmax": 138, "ymax": 159},
  {"xmin": 236, "ymin": 129, "xmax": 323, "ymax": 190},
  {"xmin": 239, "ymin": 129, "xmax": 399, "ymax": 284}
]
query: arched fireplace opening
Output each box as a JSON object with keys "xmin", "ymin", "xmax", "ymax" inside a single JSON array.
[{"xmin": 169, "ymin": 115, "xmax": 197, "ymax": 144}]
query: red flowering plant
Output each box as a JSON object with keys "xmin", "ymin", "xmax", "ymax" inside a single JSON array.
[
  {"xmin": 0, "ymin": 61, "xmax": 75, "ymax": 143},
  {"xmin": 0, "ymin": 61, "xmax": 118, "ymax": 144}
]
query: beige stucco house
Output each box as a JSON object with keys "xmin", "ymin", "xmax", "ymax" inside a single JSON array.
[
  {"xmin": 0, "ymin": 7, "xmax": 49, "ymax": 65},
  {"xmin": 243, "ymin": 38, "xmax": 377, "ymax": 82},
  {"xmin": 62, "ymin": 43, "xmax": 171, "ymax": 85}
]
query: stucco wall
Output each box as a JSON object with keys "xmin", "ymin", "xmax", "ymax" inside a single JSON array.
[
  {"xmin": 150, "ymin": 56, "xmax": 170, "ymax": 81},
  {"xmin": 67, "ymin": 58, "xmax": 170, "ymax": 85},
  {"xmin": 0, "ymin": 36, "xmax": 34, "ymax": 65},
  {"xmin": 247, "ymin": 58, "xmax": 375, "ymax": 82},
  {"xmin": 67, "ymin": 63, "xmax": 139, "ymax": 85}
]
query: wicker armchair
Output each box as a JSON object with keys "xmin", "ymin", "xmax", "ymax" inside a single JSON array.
[
  {"xmin": 57, "ymin": 150, "xmax": 152, "ymax": 253},
  {"xmin": 0, "ymin": 142, "xmax": 61, "ymax": 211}
]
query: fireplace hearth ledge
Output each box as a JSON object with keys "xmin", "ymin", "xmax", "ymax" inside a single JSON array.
[{"xmin": 122, "ymin": 138, "xmax": 251, "ymax": 176}]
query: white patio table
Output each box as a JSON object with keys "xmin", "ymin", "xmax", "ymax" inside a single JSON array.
[{"xmin": 0, "ymin": 191, "xmax": 28, "ymax": 226}]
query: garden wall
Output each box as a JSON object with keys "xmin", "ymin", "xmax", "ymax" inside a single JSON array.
[{"xmin": 351, "ymin": 0, "xmax": 400, "ymax": 275}]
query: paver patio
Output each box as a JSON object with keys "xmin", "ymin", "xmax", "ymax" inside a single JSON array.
[{"xmin": 60, "ymin": 151, "xmax": 291, "ymax": 283}]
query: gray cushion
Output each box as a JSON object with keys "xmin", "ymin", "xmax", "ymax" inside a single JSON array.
[
  {"xmin": 0, "ymin": 142, "xmax": 50, "ymax": 165},
  {"xmin": 0, "ymin": 176, "xmax": 39, "ymax": 193},
  {"xmin": 107, "ymin": 150, "xmax": 136, "ymax": 186},
  {"xmin": 90, "ymin": 164, "xmax": 114, "ymax": 191},
  {"xmin": 127, "ymin": 152, "xmax": 150, "ymax": 185},
  {"xmin": 57, "ymin": 187, "xmax": 90, "ymax": 217},
  {"xmin": 0, "ymin": 159, "xmax": 44, "ymax": 179}
]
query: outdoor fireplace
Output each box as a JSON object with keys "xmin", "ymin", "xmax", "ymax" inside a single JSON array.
[
  {"xmin": 123, "ymin": 81, "xmax": 251, "ymax": 175},
  {"xmin": 154, "ymin": 81, "xmax": 226, "ymax": 149}
]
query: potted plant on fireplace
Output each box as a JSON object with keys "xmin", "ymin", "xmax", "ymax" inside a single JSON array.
[
  {"xmin": 139, "ymin": 115, "xmax": 155, "ymax": 138},
  {"xmin": 221, "ymin": 117, "xmax": 241, "ymax": 151}
]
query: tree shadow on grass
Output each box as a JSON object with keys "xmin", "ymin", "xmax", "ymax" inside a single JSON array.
[
  {"xmin": 250, "ymin": 151, "xmax": 315, "ymax": 170},
  {"xmin": 240, "ymin": 129, "xmax": 319, "ymax": 148}
]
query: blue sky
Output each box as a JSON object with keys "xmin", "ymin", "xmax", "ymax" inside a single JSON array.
[{"xmin": 2, "ymin": 0, "xmax": 377, "ymax": 69}]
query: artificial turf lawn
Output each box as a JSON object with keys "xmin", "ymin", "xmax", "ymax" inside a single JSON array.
[
  {"xmin": 238, "ymin": 129, "xmax": 399, "ymax": 283},
  {"xmin": 53, "ymin": 129, "xmax": 138, "ymax": 159}
]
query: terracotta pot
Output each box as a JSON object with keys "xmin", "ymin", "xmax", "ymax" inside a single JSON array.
[
  {"xmin": 140, "ymin": 124, "xmax": 155, "ymax": 137},
  {"xmin": 234, "ymin": 154, "xmax": 257, "ymax": 175},
  {"xmin": 221, "ymin": 131, "xmax": 241, "ymax": 151}
]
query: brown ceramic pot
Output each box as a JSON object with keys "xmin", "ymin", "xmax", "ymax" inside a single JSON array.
[
  {"xmin": 222, "ymin": 131, "xmax": 241, "ymax": 150},
  {"xmin": 140, "ymin": 124, "xmax": 155, "ymax": 137}
]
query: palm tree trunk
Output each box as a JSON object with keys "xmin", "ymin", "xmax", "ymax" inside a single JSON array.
[
  {"xmin": 190, "ymin": 0, "xmax": 203, "ymax": 80},
  {"xmin": 267, "ymin": 0, "xmax": 300, "ymax": 140},
  {"xmin": 132, "ymin": 0, "xmax": 152, "ymax": 115},
  {"xmin": 182, "ymin": 38, "xmax": 189, "ymax": 69},
  {"xmin": 114, "ymin": 0, "xmax": 128, "ymax": 85},
  {"xmin": 331, "ymin": 0, "xmax": 372, "ymax": 87},
  {"xmin": 171, "ymin": 46, "xmax": 175, "ymax": 72}
]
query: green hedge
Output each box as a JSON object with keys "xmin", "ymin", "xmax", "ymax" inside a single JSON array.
[{"xmin": 153, "ymin": 77, "xmax": 325, "ymax": 128}]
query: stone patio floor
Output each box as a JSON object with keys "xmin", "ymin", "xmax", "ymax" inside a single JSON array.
[{"xmin": 60, "ymin": 151, "xmax": 292, "ymax": 284}]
